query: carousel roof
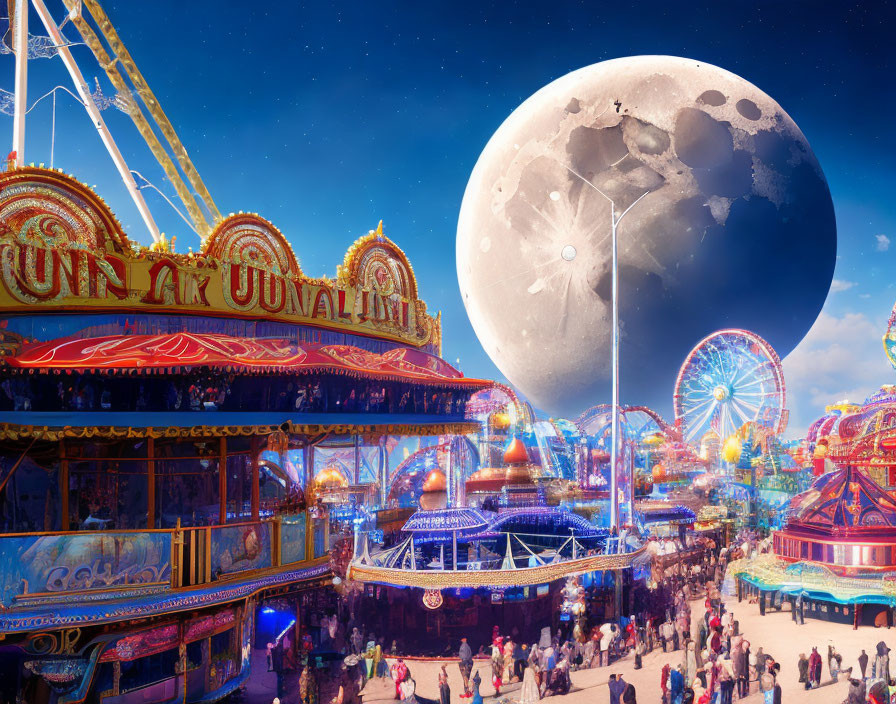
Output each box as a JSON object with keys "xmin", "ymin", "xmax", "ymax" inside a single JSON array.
[
  {"xmin": 3, "ymin": 332, "xmax": 489, "ymax": 387},
  {"xmin": 784, "ymin": 466, "xmax": 896, "ymax": 535},
  {"xmin": 485, "ymin": 506, "xmax": 603, "ymax": 536},
  {"xmin": 401, "ymin": 507, "xmax": 490, "ymax": 533}
]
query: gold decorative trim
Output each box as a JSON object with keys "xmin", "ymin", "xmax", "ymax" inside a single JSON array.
[
  {"xmin": 338, "ymin": 222, "xmax": 418, "ymax": 299},
  {"xmin": 0, "ymin": 420, "xmax": 482, "ymax": 441}
]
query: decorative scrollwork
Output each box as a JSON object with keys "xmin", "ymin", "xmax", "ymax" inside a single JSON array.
[
  {"xmin": 339, "ymin": 222, "xmax": 418, "ymax": 300},
  {"xmin": 0, "ymin": 167, "xmax": 129, "ymax": 253},
  {"xmin": 204, "ymin": 213, "xmax": 299, "ymax": 277}
]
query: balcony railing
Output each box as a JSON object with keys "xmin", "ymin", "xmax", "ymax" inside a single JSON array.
[{"xmin": 0, "ymin": 510, "xmax": 324, "ymax": 607}]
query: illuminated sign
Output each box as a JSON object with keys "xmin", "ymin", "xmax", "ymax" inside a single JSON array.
[{"xmin": 0, "ymin": 168, "xmax": 440, "ymax": 349}]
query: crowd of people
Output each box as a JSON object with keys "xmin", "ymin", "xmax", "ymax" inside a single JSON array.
[
  {"xmin": 1, "ymin": 373, "xmax": 470, "ymax": 416},
  {"xmin": 647, "ymin": 547, "xmax": 783, "ymax": 704},
  {"xmin": 455, "ymin": 628, "xmax": 579, "ymax": 703},
  {"xmin": 436, "ymin": 544, "xmax": 728, "ymax": 704},
  {"xmin": 263, "ymin": 526, "xmax": 896, "ymax": 704},
  {"xmin": 796, "ymin": 641, "xmax": 896, "ymax": 704}
]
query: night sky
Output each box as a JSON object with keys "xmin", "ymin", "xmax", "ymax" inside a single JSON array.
[{"xmin": 2, "ymin": 1, "xmax": 895, "ymax": 433}]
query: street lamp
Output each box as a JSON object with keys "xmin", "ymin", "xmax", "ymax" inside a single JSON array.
[{"xmin": 562, "ymin": 164, "xmax": 651, "ymax": 529}]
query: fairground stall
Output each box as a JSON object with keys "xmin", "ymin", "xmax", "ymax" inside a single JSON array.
[
  {"xmin": 730, "ymin": 466, "xmax": 896, "ymax": 626},
  {"xmin": 727, "ymin": 310, "xmax": 896, "ymax": 628},
  {"xmin": 0, "ymin": 166, "xmax": 490, "ymax": 703}
]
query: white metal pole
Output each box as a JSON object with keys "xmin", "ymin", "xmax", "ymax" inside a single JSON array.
[
  {"xmin": 607, "ymin": 190, "xmax": 650, "ymax": 531},
  {"xmin": 12, "ymin": 0, "xmax": 28, "ymax": 165},
  {"xmin": 610, "ymin": 203, "xmax": 619, "ymax": 530},
  {"xmin": 446, "ymin": 437, "xmax": 454, "ymax": 507},
  {"xmin": 31, "ymin": 0, "xmax": 162, "ymax": 242},
  {"xmin": 50, "ymin": 89, "xmax": 56, "ymax": 168}
]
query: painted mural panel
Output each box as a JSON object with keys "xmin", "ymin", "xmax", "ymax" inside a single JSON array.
[
  {"xmin": 280, "ymin": 513, "xmax": 307, "ymax": 565},
  {"xmin": 0, "ymin": 531, "xmax": 171, "ymax": 606},
  {"xmin": 210, "ymin": 523, "xmax": 272, "ymax": 577}
]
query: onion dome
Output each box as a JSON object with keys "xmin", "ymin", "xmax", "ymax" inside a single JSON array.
[
  {"xmin": 422, "ymin": 468, "xmax": 447, "ymax": 493},
  {"xmin": 503, "ymin": 437, "xmax": 529, "ymax": 465},
  {"xmin": 503, "ymin": 436, "xmax": 535, "ymax": 484},
  {"xmin": 419, "ymin": 468, "xmax": 448, "ymax": 510}
]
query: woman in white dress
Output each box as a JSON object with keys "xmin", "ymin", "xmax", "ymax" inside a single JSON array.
[{"xmin": 519, "ymin": 664, "xmax": 540, "ymax": 704}]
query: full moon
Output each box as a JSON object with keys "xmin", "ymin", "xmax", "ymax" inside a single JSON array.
[{"xmin": 457, "ymin": 56, "xmax": 835, "ymax": 418}]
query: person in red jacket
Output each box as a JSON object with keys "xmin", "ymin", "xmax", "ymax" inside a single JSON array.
[
  {"xmin": 808, "ymin": 647, "xmax": 823, "ymax": 688},
  {"xmin": 661, "ymin": 663, "xmax": 671, "ymax": 704}
]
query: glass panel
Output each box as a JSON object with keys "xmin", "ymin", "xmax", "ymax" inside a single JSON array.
[
  {"xmin": 280, "ymin": 513, "xmax": 307, "ymax": 565},
  {"xmin": 0, "ymin": 453, "xmax": 60, "ymax": 533},
  {"xmin": 117, "ymin": 470, "xmax": 149, "ymax": 530},
  {"xmin": 155, "ymin": 457, "xmax": 220, "ymax": 528},
  {"xmin": 259, "ymin": 464, "xmax": 288, "ymax": 516},
  {"xmin": 312, "ymin": 444, "xmax": 354, "ymax": 485},
  {"xmin": 260, "ymin": 449, "xmax": 305, "ymax": 488},
  {"xmin": 312, "ymin": 517, "xmax": 328, "ymax": 559},
  {"xmin": 357, "ymin": 446, "xmax": 380, "ymax": 485},
  {"xmin": 226, "ymin": 454, "xmax": 252, "ymax": 523},
  {"xmin": 69, "ymin": 460, "xmax": 147, "ymax": 530},
  {"xmin": 119, "ymin": 648, "xmax": 179, "ymax": 694}
]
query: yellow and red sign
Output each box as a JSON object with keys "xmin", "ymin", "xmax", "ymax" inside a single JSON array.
[{"xmin": 0, "ymin": 167, "xmax": 440, "ymax": 350}]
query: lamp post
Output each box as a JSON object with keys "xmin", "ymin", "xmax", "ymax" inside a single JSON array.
[{"xmin": 562, "ymin": 164, "xmax": 651, "ymax": 529}]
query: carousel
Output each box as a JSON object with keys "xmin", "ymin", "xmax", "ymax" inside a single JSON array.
[
  {"xmin": 347, "ymin": 435, "xmax": 646, "ymax": 650},
  {"xmin": 730, "ymin": 465, "xmax": 896, "ymax": 625}
]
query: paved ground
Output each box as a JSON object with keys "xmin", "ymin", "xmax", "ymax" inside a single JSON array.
[{"xmin": 360, "ymin": 596, "xmax": 893, "ymax": 704}]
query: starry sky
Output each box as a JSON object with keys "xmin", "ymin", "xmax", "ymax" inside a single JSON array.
[{"xmin": 2, "ymin": 0, "xmax": 895, "ymax": 435}]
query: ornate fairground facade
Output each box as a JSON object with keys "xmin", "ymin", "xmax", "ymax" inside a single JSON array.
[
  {"xmin": 730, "ymin": 307, "xmax": 896, "ymax": 625},
  {"xmin": 0, "ymin": 166, "xmax": 492, "ymax": 703}
]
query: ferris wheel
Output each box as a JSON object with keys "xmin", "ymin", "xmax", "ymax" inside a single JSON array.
[{"xmin": 673, "ymin": 329, "xmax": 787, "ymax": 445}]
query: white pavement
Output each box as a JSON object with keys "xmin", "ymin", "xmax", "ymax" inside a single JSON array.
[{"xmin": 364, "ymin": 597, "xmax": 896, "ymax": 704}]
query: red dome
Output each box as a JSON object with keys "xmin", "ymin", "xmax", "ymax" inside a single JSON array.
[
  {"xmin": 422, "ymin": 468, "xmax": 447, "ymax": 492},
  {"xmin": 503, "ymin": 437, "xmax": 529, "ymax": 465}
]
